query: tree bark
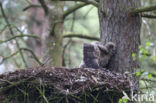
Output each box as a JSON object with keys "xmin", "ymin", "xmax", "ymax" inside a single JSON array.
[
  {"xmin": 98, "ymin": 0, "xmax": 142, "ymax": 73},
  {"xmin": 48, "ymin": 2, "xmax": 64, "ymax": 66}
]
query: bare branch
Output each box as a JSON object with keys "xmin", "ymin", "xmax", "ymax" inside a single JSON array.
[
  {"xmin": 0, "ymin": 35, "xmax": 40, "ymax": 44},
  {"xmin": 63, "ymin": 34, "xmax": 99, "ymax": 41},
  {"xmin": 23, "ymin": 4, "xmax": 41, "ymax": 11},
  {"xmin": 38, "ymin": 0, "xmax": 49, "ymax": 15},
  {"xmin": 0, "ymin": 48, "xmax": 43, "ymax": 66},
  {"xmin": 23, "ymin": 0, "xmax": 98, "ymax": 13},
  {"xmin": 0, "ymin": 51, "xmax": 20, "ymax": 64},
  {"xmin": 62, "ymin": 40, "xmax": 72, "ymax": 66},
  {"xmin": 83, "ymin": 6, "xmax": 94, "ymax": 18},
  {"xmin": 63, "ymin": 3, "xmax": 89, "ymax": 19},
  {"xmin": 51, "ymin": 0, "xmax": 99, "ymax": 7},
  {"xmin": 141, "ymin": 13, "xmax": 156, "ymax": 19},
  {"xmin": 133, "ymin": 5, "xmax": 156, "ymax": 14},
  {"xmin": 0, "ymin": 3, "xmax": 27, "ymax": 67},
  {"xmin": 21, "ymin": 48, "xmax": 43, "ymax": 66},
  {"xmin": 0, "ymin": 25, "xmax": 7, "ymax": 34}
]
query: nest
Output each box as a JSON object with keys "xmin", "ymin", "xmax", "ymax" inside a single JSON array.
[{"xmin": 0, "ymin": 67, "xmax": 132, "ymax": 103}]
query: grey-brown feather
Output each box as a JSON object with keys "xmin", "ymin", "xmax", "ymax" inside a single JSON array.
[
  {"xmin": 80, "ymin": 42, "xmax": 116, "ymax": 69},
  {"xmin": 99, "ymin": 42, "xmax": 116, "ymax": 68}
]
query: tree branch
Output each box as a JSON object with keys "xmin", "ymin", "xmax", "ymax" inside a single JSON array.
[
  {"xmin": 0, "ymin": 48, "xmax": 43, "ymax": 66},
  {"xmin": 62, "ymin": 40, "xmax": 72, "ymax": 66},
  {"xmin": 83, "ymin": 6, "xmax": 94, "ymax": 18},
  {"xmin": 141, "ymin": 13, "xmax": 156, "ymax": 19},
  {"xmin": 0, "ymin": 51, "xmax": 20, "ymax": 65},
  {"xmin": 0, "ymin": 25, "xmax": 7, "ymax": 34},
  {"xmin": 38, "ymin": 0, "xmax": 49, "ymax": 15},
  {"xmin": 133, "ymin": 5, "xmax": 156, "ymax": 14},
  {"xmin": 21, "ymin": 48, "xmax": 43, "ymax": 66},
  {"xmin": 63, "ymin": 34, "xmax": 99, "ymax": 41},
  {"xmin": 23, "ymin": 4, "xmax": 41, "ymax": 11},
  {"xmin": 23, "ymin": 1, "xmax": 99, "ymax": 13},
  {"xmin": 0, "ymin": 35, "xmax": 40, "ymax": 44},
  {"xmin": 63, "ymin": 3, "xmax": 89, "ymax": 19},
  {"xmin": 51, "ymin": 0, "xmax": 99, "ymax": 7},
  {"xmin": 0, "ymin": 2, "xmax": 27, "ymax": 67}
]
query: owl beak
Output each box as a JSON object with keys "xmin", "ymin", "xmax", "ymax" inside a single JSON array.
[{"xmin": 112, "ymin": 48, "xmax": 116, "ymax": 54}]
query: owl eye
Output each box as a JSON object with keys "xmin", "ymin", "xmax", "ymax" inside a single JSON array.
[
  {"xmin": 108, "ymin": 44, "xmax": 115, "ymax": 50},
  {"xmin": 109, "ymin": 45, "xmax": 114, "ymax": 48}
]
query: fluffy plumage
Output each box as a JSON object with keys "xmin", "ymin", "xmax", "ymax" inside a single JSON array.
[{"xmin": 80, "ymin": 42, "xmax": 116, "ymax": 69}]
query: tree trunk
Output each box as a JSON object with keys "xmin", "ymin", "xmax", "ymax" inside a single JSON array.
[
  {"xmin": 48, "ymin": 3, "xmax": 64, "ymax": 67},
  {"xmin": 98, "ymin": 0, "xmax": 142, "ymax": 73},
  {"xmin": 27, "ymin": 1, "xmax": 63, "ymax": 67},
  {"xmin": 27, "ymin": 0, "xmax": 49, "ymax": 66}
]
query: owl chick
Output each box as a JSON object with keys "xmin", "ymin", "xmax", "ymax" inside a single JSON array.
[
  {"xmin": 80, "ymin": 43, "xmax": 99, "ymax": 69},
  {"xmin": 98, "ymin": 42, "xmax": 116, "ymax": 68},
  {"xmin": 80, "ymin": 42, "xmax": 116, "ymax": 69}
]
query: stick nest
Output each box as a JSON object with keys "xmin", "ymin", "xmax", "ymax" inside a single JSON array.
[{"xmin": 0, "ymin": 67, "xmax": 131, "ymax": 103}]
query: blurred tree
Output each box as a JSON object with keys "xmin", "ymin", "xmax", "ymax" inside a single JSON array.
[{"xmin": 26, "ymin": 0, "xmax": 64, "ymax": 66}]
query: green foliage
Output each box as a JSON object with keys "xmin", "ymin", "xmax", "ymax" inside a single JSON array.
[
  {"xmin": 118, "ymin": 98, "xmax": 128, "ymax": 103},
  {"xmin": 132, "ymin": 52, "xmax": 136, "ymax": 61},
  {"xmin": 147, "ymin": 73, "xmax": 152, "ymax": 78},
  {"xmin": 138, "ymin": 41, "xmax": 155, "ymax": 70},
  {"xmin": 134, "ymin": 42, "xmax": 156, "ymax": 102},
  {"xmin": 149, "ymin": 55, "xmax": 156, "ymax": 63},
  {"xmin": 136, "ymin": 70, "xmax": 145, "ymax": 76},
  {"xmin": 135, "ymin": 41, "xmax": 155, "ymax": 77}
]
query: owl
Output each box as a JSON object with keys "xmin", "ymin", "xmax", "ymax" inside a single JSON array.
[{"xmin": 80, "ymin": 42, "xmax": 116, "ymax": 69}]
